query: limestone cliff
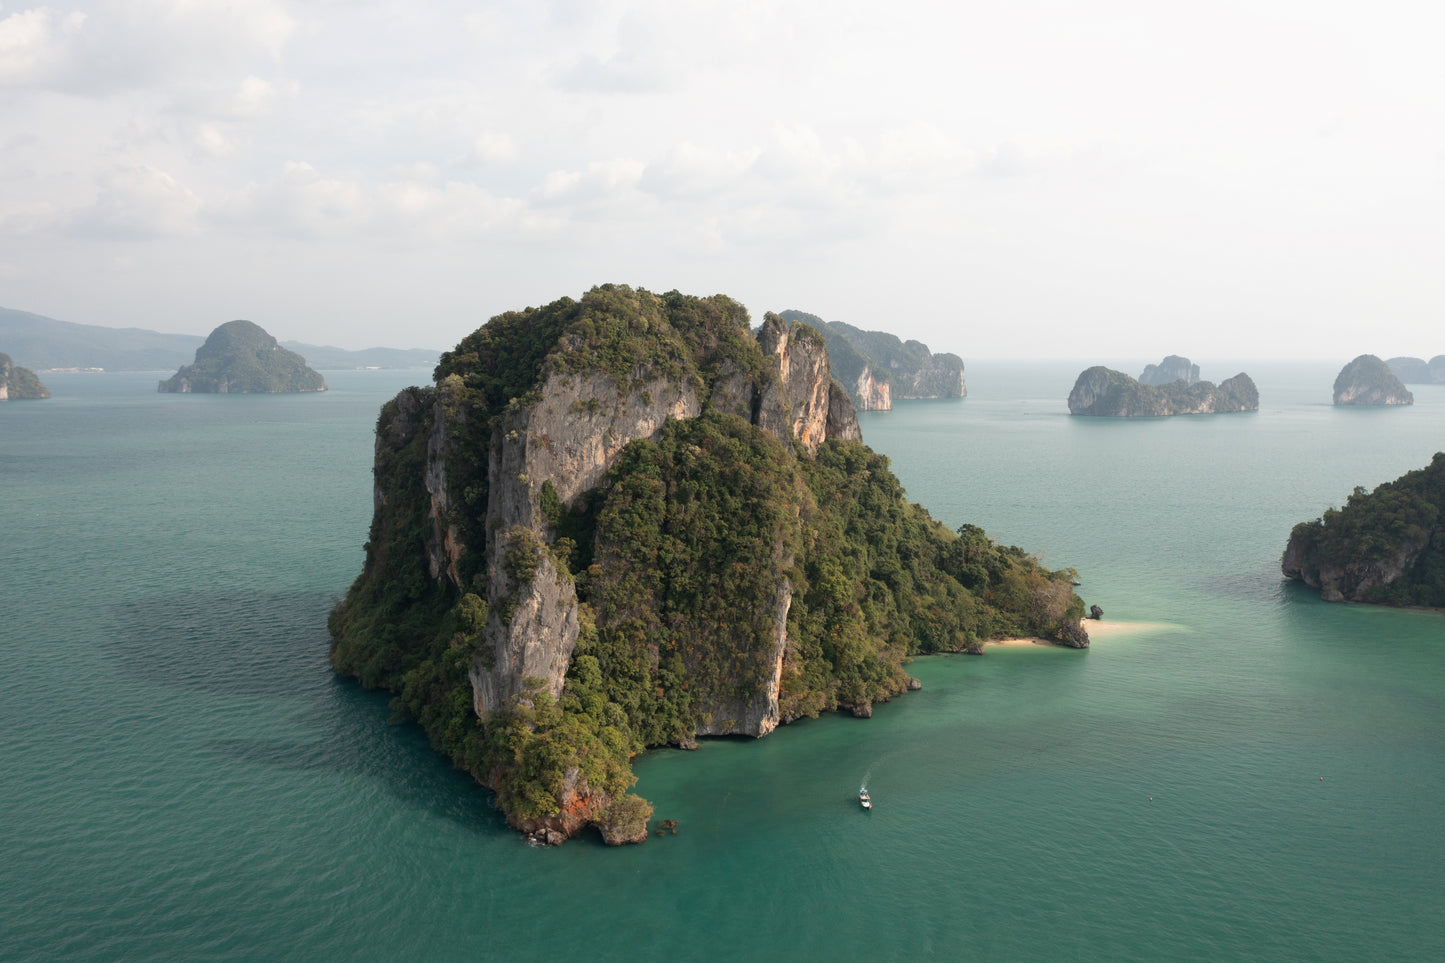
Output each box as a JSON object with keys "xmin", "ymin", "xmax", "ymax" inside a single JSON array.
[
  {"xmin": 779, "ymin": 310, "xmax": 965, "ymax": 410},
  {"xmin": 1283, "ymin": 452, "xmax": 1445, "ymax": 605},
  {"xmin": 330, "ymin": 285, "xmax": 1087, "ymax": 846},
  {"xmin": 1138, "ymin": 355, "xmax": 1201, "ymax": 386},
  {"xmin": 1068, "ymin": 366, "xmax": 1258, "ymax": 416},
  {"xmin": 0, "ymin": 352, "xmax": 49, "ymax": 400},
  {"xmin": 1333, "ymin": 355, "xmax": 1413, "ymax": 406}
]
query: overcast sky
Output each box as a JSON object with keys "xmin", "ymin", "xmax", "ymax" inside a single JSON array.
[{"xmin": 2, "ymin": 0, "xmax": 1442, "ymax": 359}]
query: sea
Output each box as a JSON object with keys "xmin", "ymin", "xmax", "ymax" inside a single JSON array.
[{"xmin": 2, "ymin": 362, "xmax": 1442, "ymax": 961}]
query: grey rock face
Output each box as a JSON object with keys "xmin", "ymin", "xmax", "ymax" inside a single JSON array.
[
  {"xmin": 1333, "ymin": 354, "xmax": 1413, "ymax": 406},
  {"xmin": 1138, "ymin": 355, "xmax": 1201, "ymax": 386}
]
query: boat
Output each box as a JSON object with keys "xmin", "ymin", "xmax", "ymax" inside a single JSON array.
[{"xmin": 859, "ymin": 787, "xmax": 871, "ymax": 810}]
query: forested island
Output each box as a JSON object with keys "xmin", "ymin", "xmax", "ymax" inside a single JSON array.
[
  {"xmin": 330, "ymin": 285, "xmax": 1087, "ymax": 846},
  {"xmin": 778, "ymin": 309, "xmax": 965, "ymax": 411},
  {"xmin": 159, "ymin": 321, "xmax": 326, "ymax": 393},
  {"xmin": 1282, "ymin": 453, "xmax": 1445, "ymax": 606},
  {"xmin": 1068, "ymin": 366, "xmax": 1258, "ymax": 416},
  {"xmin": 1386, "ymin": 356, "xmax": 1445, "ymax": 385},
  {"xmin": 0, "ymin": 352, "xmax": 50, "ymax": 400},
  {"xmin": 1333, "ymin": 355, "xmax": 1413, "ymax": 406}
]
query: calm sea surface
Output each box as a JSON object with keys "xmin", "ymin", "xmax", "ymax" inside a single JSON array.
[{"xmin": 2, "ymin": 363, "xmax": 1442, "ymax": 961}]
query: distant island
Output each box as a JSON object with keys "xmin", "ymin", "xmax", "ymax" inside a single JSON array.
[
  {"xmin": 159, "ymin": 321, "xmax": 327, "ymax": 393},
  {"xmin": 0, "ymin": 352, "xmax": 49, "ymax": 400},
  {"xmin": 1385, "ymin": 355, "xmax": 1445, "ymax": 385},
  {"xmin": 1068, "ymin": 366, "xmax": 1258, "ymax": 416},
  {"xmin": 1138, "ymin": 355, "xmax": 1200, "ymax": 386},
  {"xmin": 330, "ymin": 285, "xmax": 1087, "ymax": 846},
  {"xmin": 1282, "ymin": 452, "xmax": 1445, "ymax": 606},
  {"xmin": 1, "ymin": 306, "xmax": 438, "ymax": 371},
  {"xmin": 778, "ymin": 309, "xmax": 965, "ymax": 411},
  {"xmin": 1333, "ymin": 355, "xmax": 1412, "ymax": 406}
]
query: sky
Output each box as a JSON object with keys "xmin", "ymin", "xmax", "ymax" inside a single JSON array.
[{"xmin": 1, "ymin": 0, "xmax": 1442, "ymax": 359}]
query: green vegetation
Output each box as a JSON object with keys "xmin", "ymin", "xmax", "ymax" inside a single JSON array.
[
  {"xmin": 1068, "ymin": 366, "xmax": 1258, "ymax": 416},
  {"xmin": 781, "ymin": 309, "xmax": 966, "ymax": 403},
  {"xmin": 158, "ymin": 320, "xmax": 326, "ymax": 393},
  {"xmin": 0, "ymin": 352, "xmax": 50, "ymax": 399},
  {"xmin": 1284, "ymin": 452, "xmax": 1445, "ymax": 606},
  {"xmin": 1332, "ymin": 354, "xmax": 1413, "ymax": 406},
  {"xmin": 331, "ymin": 285, "xmax": 1086, "ymax": 841}
]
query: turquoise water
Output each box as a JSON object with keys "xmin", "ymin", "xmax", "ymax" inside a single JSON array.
[{"xmin": 2, "ymin": 365, "xmax": 1442, "ymax": 961}]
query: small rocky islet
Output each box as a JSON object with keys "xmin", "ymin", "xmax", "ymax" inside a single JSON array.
[
  {"xmin": 158, "ymin": 320, "xmax": 326, "ymax": 394},
  {"xmin": 1067, "ymin": 356, "xmax": 1258, "ymax": 416},
  {"xmin": 1333, "ymin": 354, "xmax": 1412, "ymax": 406},
  {"xmin": 0, "ymin": 352, "xmax": 49, "ymax": 400}
]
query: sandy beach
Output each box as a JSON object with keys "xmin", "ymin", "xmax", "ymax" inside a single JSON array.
[{"xmin": 987, "ymin": 620, "xmax": 1176, "ymax": 647}]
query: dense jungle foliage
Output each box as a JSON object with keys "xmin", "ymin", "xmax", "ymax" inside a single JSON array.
[
  {"xmin": 1286, "ymin": 452, "xmax": 1445, "ymax": 606},
  {"xmin": 331, "ymin": 285, "xmax": 1086, "ymax": 834}
]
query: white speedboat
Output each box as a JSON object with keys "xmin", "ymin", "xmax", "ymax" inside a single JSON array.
[{"xmin": 859, "ymin": 788, "xmax": 871, "ymax": 810}]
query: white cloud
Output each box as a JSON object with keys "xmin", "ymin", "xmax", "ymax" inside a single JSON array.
[
  {"xmin": 0, "ymin": 6, "xmax": 86, "ymax": 86},
  {"xmin": 70, "ymin": 164, "xmax": 202, "ymax": 239}
]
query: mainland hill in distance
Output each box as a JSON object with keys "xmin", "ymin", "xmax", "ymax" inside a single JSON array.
[
  {"xmin": 0, "ymin": 352, "xmax": 49, "ymax": 400},
  {"xmin": 777, "ymin": 309, "xmax": 965, "ymax": 411},
  {"xmin": 1068, "ymin": 357, "xmax": 1258, "ymax": 416},
  {"xmin": 329, "ymin": 284, "xmax": 1088, "ymax": 846},
  {"xmin": 1334, "ymin": 355, "xmax": 1413, "ymax": 406},
  {"xmin": 0, "ymin": 306, "xmax": 439, "ymax": 371},
  {"xmin": 159, "ymin": 320, "xmax": 326, "ymax": 394}
]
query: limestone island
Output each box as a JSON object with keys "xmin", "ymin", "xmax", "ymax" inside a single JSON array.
[
  {"xmin": 1282, "ymin": 452, "xmax": 1445, "ymax": 606},
  {"xmin": 1385, "ymin": 356, "xmax": 1445, "ymax": 385},
  {"xmin": 1333, "ymin": 354, "xmax": 1412, "ymax": 406},
  {"xmin": 329, "ymin": 285, "xmax": 1088, "ymax": 846},
  {"xmin": 0, "ymin": 352, "xmax": 50, "ymax": 400},
  {"xmin": 1068, "ymin": 366, "xmax": 1258, "ymax": 416},
  {"xmin": 778, "ymin": 309, "xmax": 966, "ymax": 411},
  {"xmin": 158, "ymin": 320, "xmax": 326, "ymax": 393},
  {"xmin": 1138, "ymin": 355, "xmax": 1200, "ymax": 386}
]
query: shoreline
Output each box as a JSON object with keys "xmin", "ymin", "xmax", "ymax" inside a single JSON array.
[{"xmin": 987, "ymin": 619, "xmax": 1176, "ymax": 648}]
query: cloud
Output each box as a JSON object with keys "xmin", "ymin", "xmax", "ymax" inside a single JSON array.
[
  {"xmin": 69, "ymin": 164, "xmax": 203, "ymax": 239},
  {"xmin": 1, "ymin": 0, "xmax": 296, "ymax": 94},
  {"xmin": 0, "ymin": 6, "xmax": 87, "ymax": 86},
  {"xmin": 218, "ymin": 161, "xmax": 529, "ymax": 243}
]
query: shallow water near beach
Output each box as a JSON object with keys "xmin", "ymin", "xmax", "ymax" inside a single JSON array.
[{"xmin": 3, "ymin": 363, "xmax": 1442, "ymax": 960}]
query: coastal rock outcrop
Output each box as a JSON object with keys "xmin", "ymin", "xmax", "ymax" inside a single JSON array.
[
  {"xmin": 779, "ymin": 309, "xmax": 965, "ymax": 411},
  {"xmin": 1068, "ymin": 366, "xmax": 1258, "ymax": 416},
  {"xmin": 330, "ymin": 284, "xmax": 1087, "ymax": 845},
  {"xmin": 1138, "ymin": 355, "xmax": 1201, "ymax": 386},
  {"xmin": 1385, "ymin": 356, "xmax": 1445, "ymax": 385},
  {"xmin": 0, "ymin": 352, "xmax": 49, "ymax": 400},
  {"xmin": 158, "ymin": 320, "xmax": 326, "ymax": 394},
  {"xmin": 1282, "ymin": 452, "xmax": 1445, "ymax": 605},
  {"xmin": 1333, "ymin": 355, "xmax": 1412, "ymax": 406}
]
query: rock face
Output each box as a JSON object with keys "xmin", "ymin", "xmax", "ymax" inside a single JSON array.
[
  {"xmin": 1333, "ymin": 355, "xmax": 1412, "ymax": 406},
  {"xmin": 779, "ymin": 310, "xmax": 965, "ymax": 410},
  {"xmin": 1282, "ymin": 452, "xmax": 1445, "ymax": 605},
  {"xmin": 158, "ymin": 320, "xmax": 326, "ymax": 393},
  {"xmin": 331, "ymin": 285, "xmax": 1087, "ymax": 846},
  {"xmin": 0, "ymin": 352, "xmax": 49, "ymax": 400},
  {"xmin": 1138, "ymin": 355, "xmax": 1201, "ymax": 386},
  {"xmin": 1068, "ymin": 366, "xmax": 1258, "ymax": 416},
  {"xmin": 1385, "ymin": 356, "xmax": 1445, "ymax": 384}
]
